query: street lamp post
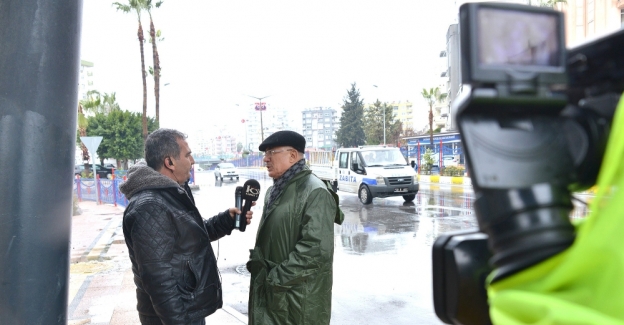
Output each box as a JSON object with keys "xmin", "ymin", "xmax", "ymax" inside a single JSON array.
[
  {"xmin": 247, "ymin": 95, "xmax": 270, "ymax": 141},
  {"xmin": 373, "ymin": 85, "xmax": 386, "ymax": 145}
]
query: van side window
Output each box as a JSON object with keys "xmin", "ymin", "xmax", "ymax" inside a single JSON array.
[
  {"xmin": 351, "ymin": 153, "xmax": 362, "ymax": 172},
  {"xmin": 339, "ymin": 152, "xmax": 349, "ymax": 168}
]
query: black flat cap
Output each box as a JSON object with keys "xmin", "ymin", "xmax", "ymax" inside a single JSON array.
[{"xmin": 259, "ymin": 130, "xmax": 306, "ymax": 153}]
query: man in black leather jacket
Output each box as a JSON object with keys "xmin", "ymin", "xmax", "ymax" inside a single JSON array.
[{"xmin": 120, "ymin": 128, "xmax": 253, "ymax": 325}]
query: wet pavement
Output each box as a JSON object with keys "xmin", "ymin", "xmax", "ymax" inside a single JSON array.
[
  {"xmin": 195, "ymin": 170, "xmax": 593, "ymax": 324},
  {"xmin": 193, "ymin": 171, "xmax": 480, "ymax": 324}
]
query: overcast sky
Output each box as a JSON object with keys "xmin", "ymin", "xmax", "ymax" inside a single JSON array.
[{"xmin": 80, "ymin": 0, "xmax": 455, "ymax": 134}]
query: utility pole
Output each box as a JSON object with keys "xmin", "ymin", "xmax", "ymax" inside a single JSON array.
[
  {"xmin": 0, "ymin": 0, "xmax": 82, "ymax": 323},
  {"xmin": 247, "ymin": 95, "xmax": 270, "ymax": 141}
]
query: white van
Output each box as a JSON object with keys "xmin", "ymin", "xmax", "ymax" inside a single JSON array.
[{"xmin": 309, "ymin": 146, "xmax": 419, "ymax": 204}]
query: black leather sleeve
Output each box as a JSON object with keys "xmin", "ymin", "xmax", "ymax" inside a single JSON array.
[{"xmin": 204, "ymin": 209, "xmax": 234, "ymax": 241}]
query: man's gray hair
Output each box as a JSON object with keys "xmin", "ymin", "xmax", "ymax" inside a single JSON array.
[{"xmin": 145, "ymin": 128, "xmax": 187, "ymax": 170}]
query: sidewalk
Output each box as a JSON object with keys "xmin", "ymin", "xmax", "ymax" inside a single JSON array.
[{"xmin": 68, "ymin": 201, "xmax": 248, "ymax": 325}]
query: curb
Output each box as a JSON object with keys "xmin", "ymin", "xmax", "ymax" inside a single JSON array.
[
  {"xmin": 417, "ymin": 175, "xmax": 596, "ymax": 196},
  {"xmin": 418, "ymin": 174, "xmax": 472, "ymax": 186},
  {"xmin": 221, "ymin": 306, "xmax": 248, "ymax": 324}
]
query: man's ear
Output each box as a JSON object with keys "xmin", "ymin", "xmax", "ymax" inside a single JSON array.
[{"xmin": 163, "ymin": 157, "xmax": 174, "ymax": 171}]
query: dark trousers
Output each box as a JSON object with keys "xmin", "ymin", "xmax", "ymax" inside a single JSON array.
[{"xmin": 189, "ymin": 319, "xmax": 206, "ymax": 325}]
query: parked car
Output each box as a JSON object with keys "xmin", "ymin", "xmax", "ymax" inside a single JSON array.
[
  {"xmin": 214, "ymin": 162, "xmax": 239, "ymax": 181},
  {"xmin": 74, "ymin": 164, "xmax": 86, "ymax": 176},
  {"xmin": 443, "ymin": 156, "xmax": 459, "ymax": 167},
  {"xmin": 74, "ymin": 164, "xmax": 114, "ymax": 179}
]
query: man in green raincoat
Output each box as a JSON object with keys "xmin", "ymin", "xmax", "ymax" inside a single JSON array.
[{"xmin": 246, "ymin": 131, "xmax": 344, "ymax": 325}]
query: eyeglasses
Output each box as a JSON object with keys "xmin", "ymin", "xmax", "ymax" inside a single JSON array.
[{"xmin": 264, "ymin": 148, "xmax": 294, "ymax": 158}]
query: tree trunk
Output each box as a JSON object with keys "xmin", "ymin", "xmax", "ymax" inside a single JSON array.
[
  {"xmin": 149, "ymin": 18, "xmax": 160, "ymax": 124},
  {"xmin": 138, "ymin": 23, "xmax": 148, "ymax": 141},
  {"xmin": 77, "ymin": 103, "xmax": 89, "ymax": 162},
  {"xmin": 428, "ymin": 104, "xmax": 434, "ymax": 147}
]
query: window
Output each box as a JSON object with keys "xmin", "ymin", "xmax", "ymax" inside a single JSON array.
[
  {"xmin": 575, "ymin": 0, "xmax": 585, "ymax": 39},
  {"xmin": 351, "ymin": 152, "xmax": 362, "ymax": 172},
  {"xmin": 339, "ymin": 152, "xmax": 349, "ymax": 168},
  {"xmin": 587, "ymin": 0, "xmax": 595, "ymax": 36}
]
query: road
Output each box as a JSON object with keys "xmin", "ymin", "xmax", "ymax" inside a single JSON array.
[{"xmin": 192, "ymin": 170, "xmax": 478, "ymax": 325}]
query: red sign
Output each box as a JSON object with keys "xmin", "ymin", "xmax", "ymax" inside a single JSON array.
[
  {"xmin": 241, "ymin": 119, "xmax": 246, "ymax": 123},
  {"xmin": 254, "ymin": 102, "xmax": 267, "ymax": 111}
]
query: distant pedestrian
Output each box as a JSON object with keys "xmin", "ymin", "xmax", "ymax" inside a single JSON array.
[
  {"xmin": 411, "ymin": 160, "xmax": 418, "ymax": 172},
  {"xmin": 120, "ymin": 128, "xmax": 254, "ymax": 325},
  {"xmin": 246, "ymin": 130, "xmax": 344, "ymax": 325}
]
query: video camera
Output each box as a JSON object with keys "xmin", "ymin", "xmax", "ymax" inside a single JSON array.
[{"xmin": 432, "ymin": 3, "xmax": 624, "ymax": 324}]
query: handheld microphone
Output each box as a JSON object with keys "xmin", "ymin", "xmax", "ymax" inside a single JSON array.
[
  {"xmin": 234, "ymin": 186, "xmax": 243, "ymax": 229},
  {"xmin": 236, "ymin": 179, "xmax": 261, "ymax": 232}
]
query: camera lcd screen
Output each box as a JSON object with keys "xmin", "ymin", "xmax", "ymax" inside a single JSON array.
[{"xmin": 477, "ymin": 8, "xmax": 561, "ymax": 68}]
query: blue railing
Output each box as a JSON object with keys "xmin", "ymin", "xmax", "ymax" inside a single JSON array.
[
  {"xmin": 239, "ymin": 168, "xmax": 271, "ymax": 181},
  {"xmin": 228, "ymin": 155, "xmax": 265, "ymax": 168},
  {"xmin": 75, "ymin": 168, "xmax": 199, "ymax": 207},
  {"xmin": 74, "ymin": 177, "xmax": 129, "ymax": 207}
]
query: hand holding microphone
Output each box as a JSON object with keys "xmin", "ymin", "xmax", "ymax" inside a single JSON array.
[{"xmin": 234, "ymin": 179, "xmax": 261, "ymax": 232}]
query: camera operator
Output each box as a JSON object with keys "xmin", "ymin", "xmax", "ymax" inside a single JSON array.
[{"xmin": 432, "ymin": 3, "xmax": 624, "ymax": 324}]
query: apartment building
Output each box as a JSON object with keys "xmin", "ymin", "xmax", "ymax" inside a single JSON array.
[
  {"xmin": 78, "ymin": 60, "xmax": 95, "ymax": 101},
  {"xmin": 301, "ymin": 107, "xmax": 339, "ymax": 150},
  {"xmin": 364, "ymin": 100, "xmax": 416, "ymax": 132}
]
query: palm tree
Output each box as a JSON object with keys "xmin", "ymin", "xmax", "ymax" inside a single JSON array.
[
  {"xmin": 144, "ymin": 0, "xmax": 163, "ymax": 124},
  {"xmin": 100, "ymin": 92, "xmax": 121, "ymax": 114},
  {"xmin": 421, "ymin": 87, "xmax": 447, "ymax": 146},
  {"xmin": 114, "ymin": 0, "xmax": 148, "ymax": 141},
  {"xmin": 77, "ymin": 90, "xmax": 102, "ymax": 162}
]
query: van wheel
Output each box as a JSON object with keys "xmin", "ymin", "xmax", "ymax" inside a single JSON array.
[
  {"xmin": 402, "ymin": 194, "xmax": 416, "ymax": 202},
  {"xmin": 358, "ymin": 185, "xmax": 373, "ymax": 205},
  {"xmin": 331, "ymin": 181, "xmax": 338, "ymax": 193}
]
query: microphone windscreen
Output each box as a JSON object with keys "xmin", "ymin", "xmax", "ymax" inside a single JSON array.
[{"xmin": 242, "ymin": 179, "xmax": 261, "ymax": 201}]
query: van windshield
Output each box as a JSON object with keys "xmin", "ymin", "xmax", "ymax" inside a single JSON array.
[{"xmin": 360, "ymin": 150, "xmax": 407, "ymax": 167}]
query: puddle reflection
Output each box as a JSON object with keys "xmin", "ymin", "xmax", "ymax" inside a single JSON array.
[{"xmin": 337, "ymin": 189, "xmax": 477, "ymax": 255}]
